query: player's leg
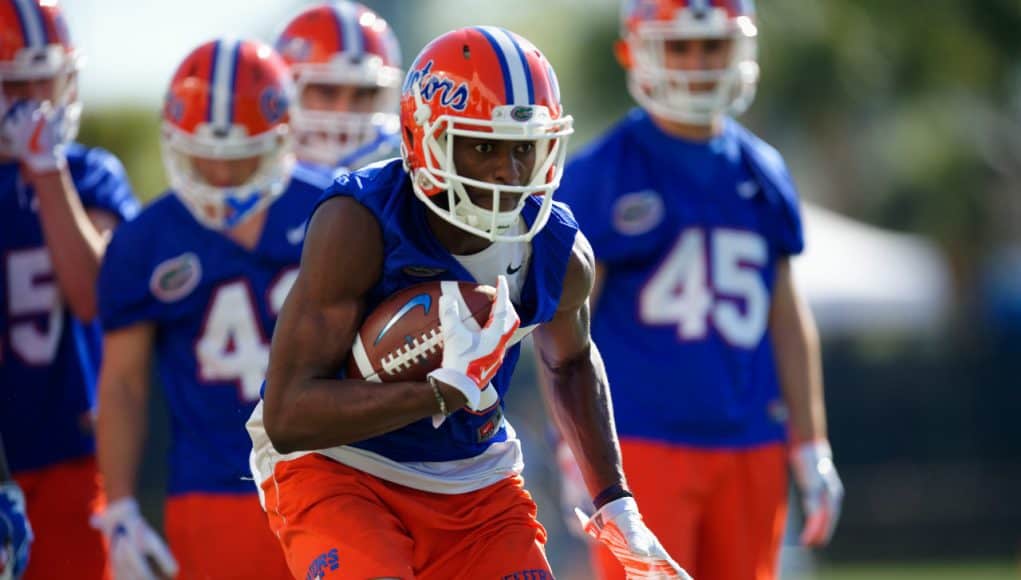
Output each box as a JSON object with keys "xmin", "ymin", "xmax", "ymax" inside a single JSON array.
[
  {"xmin": 262, "ymin": 454, "xmax": 415, "ymax": 579},
  {"xmin": 593, "ymin": 440, "xmax": 711, "ymax": 580},
  {"xmin": 416, "ymin": 476, "xmax": 553, "ymax": 579},
  {"xmin": 699, "ymin": 443, "xmax": 787, "ymax": 580},
  {"xmin": 14, "ymin": 456, "xmax": 107, "ymax": 580},
  {"xmin": 744, "ymin": 444, "xmax": 788, "ymax": 580},
  {"xmin": 164, "ymin": 492, "xmax": 291, "ymax": 579}
]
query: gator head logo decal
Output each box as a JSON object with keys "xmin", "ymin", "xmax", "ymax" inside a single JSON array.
[
  {"xmin": 510, "ymin": 106, "xmax": 534, "ymax": 122},
  {"xmin": 150, "ymin": 252, "xmax": 202, "ymax": 303}
]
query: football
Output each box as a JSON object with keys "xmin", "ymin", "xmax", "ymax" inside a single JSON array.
[{"xmin": 346, "ymin": 281, "xmax": 494, "ymax": 382}]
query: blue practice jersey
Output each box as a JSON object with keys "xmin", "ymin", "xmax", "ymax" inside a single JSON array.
[
  {"xmin": 318, "ymin": 159, "xmax": 578, "ymax": 463},
  {"xmin": 98, "ymin": 165, "xmax": 331, "ymax": 495},
  {"xmin": 558, "ymin": 109, "xmax": 804, "ymax": 448},
  {"xmin": 0, "ymin": 144, "xmax": 139, "ymax": 473}
]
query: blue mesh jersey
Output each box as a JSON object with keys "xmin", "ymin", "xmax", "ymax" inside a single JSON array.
[
  {"xmin": 558, "ymin": 109, "xmax": 804, "ymax": 448},
  {"xmin": 0, "ymin": 144, "xmax": 139, "ymax": 473},
  {"xmin": 98, "ymin": 165, "xmax": 331, "ymax": 495},
  {"xmin": 317, "ymin": 159, "xmax": 578, "ymax": 463}
]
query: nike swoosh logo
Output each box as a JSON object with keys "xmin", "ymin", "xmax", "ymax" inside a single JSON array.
[
  {"xmin": 506, "ymin": 263, "xmax": 522, "ymax": 275},
  {"xmin": 374, "ymin": 294, "xmax": 432, "ymax": 346},
  {"xmin": 480, "ymin": 359, "xmax": 501, "ymax": 381}
]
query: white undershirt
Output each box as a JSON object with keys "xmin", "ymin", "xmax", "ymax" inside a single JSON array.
[{"xmin": 452, "ymin": 218, "xmax": 531, "ymax": 302}]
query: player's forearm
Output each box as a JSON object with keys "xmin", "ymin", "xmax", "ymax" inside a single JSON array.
[
  {"xmin": 539, "ymin": 343, "xmax": 626, "ymax": 497},
  {"xmin": 772, "ymin": 297, "xmax": 828, "ymax": 443},
  {"xmin": 32, "ymin": 169, "xmax": 109, "ymax": 321},
  {"xmin": 263, "ymin": 377, "xmax": 441, "ymax": 453},
  {"xmin": 96, "ymin": 379, "xmax": 149, "ymax": 501}
]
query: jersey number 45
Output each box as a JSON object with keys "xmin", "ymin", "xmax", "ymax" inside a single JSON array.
[{"xmin": 640, "ymin": 228, "xmax": 769, "ymax": 349}]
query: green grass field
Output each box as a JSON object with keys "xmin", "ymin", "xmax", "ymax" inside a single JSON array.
[{"xmin": 814, "ymin": 561, "xmax": 1017, "ymax": 580}]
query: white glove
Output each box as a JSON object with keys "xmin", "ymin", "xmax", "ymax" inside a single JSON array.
[
  {"xmin": 575, "ymin": 497, "xmax": 692, "ymax": 580},
  {"xmin": 554, "ymin": 439, "xmax": 591, "ymax": 538},
  {"xmin": 0, "ymin": 482, "xmax": 32, "ymax": 580},
  {"xmin": 790, "ymin": 440, "xmax": 844, "ymax": 547},
  {"xmin": 0, "ymin": 99, "xmax": 68, "ymax": 173},
  {"xmin": 428, "ymin": 275, "xmax": 519, "ymax": 417},
  {"xmin": 90, "ymin": 497, "xmax": 179, "ymax": 580}
]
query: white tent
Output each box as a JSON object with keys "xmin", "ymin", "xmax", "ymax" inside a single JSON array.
[{"xmin": 793, "ymin": 204, "xmax": 953, "ymax": 337}]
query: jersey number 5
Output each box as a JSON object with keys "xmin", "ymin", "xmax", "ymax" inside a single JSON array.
[
  {"xmin": 194, "ymin": 269, "xmax": 298, "ymax": 401},
  {"xmin": 640, "ymin": 228, "xmax": 769, "ymax": 348},
  {"xmin": 5, "ymin": 248, "xmax": 63, "ymax": 365}
]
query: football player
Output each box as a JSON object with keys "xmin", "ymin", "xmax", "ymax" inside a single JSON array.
[
  {"xmin": 0, "ymin": 1, "xmax": 139, "ymax": 578},
  {"xmin": 248, "ymin": 27, "xmax": 692, "ymax": 579},
  {"xmin": 554, "ymin": 1, "xmax": 845, "ymax": 579},
  {"xmin": 275, "ymin": 1, "xmax": 401, "ymax": 173},
  {"xmin": 91, "ymin": 39, "xmax": 330, "ymax": 580}
]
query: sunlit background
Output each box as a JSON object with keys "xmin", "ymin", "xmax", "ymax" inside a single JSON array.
[{"xmin": 63, "ymin": 1, "xmax": 1021, "ymax": 578}]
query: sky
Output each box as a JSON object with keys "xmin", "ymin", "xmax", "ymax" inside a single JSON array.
[
  {"xmin": 64, "ymin": 0, "xmax": 302, "ymax": 107},
  {"xmin": 60, "ymin": 0, "xmax": 615, "ymax": 109}
]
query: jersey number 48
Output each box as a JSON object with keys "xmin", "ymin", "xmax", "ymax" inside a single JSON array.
[{"xmin": 195, "ymin": 269, "xmax": 298, "ymax": 401}]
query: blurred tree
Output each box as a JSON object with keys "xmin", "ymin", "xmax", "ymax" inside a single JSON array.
[{"xmin": 78, "ymin": 107, "xmax": 165, "ymax": 203}]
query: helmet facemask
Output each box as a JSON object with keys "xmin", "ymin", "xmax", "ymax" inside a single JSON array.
[
  {"xmin": 627, "ymin": 10, "xmax": 759, "ymax": 125},
  {"xmin": 408, "ymin": 84, "xmax": 573, "ymax": 243},
  {"xmin": 292, "ymin": 55, "xmax": 400, "ymax": 167},
  {"xmin": 161, "ymin": 122, "xmax": 294, "ymax": 230}
]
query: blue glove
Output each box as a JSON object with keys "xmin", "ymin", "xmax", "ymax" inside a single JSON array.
[{"xmin": 0, "ymin": 482, "xmax": 32, "ymax": 579}]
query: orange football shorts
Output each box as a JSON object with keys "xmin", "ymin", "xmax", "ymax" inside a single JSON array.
[
  {"xmin": 594, "ymin": 440, "xmax": 788, "ymax": 580},
  {"xmin": 261, "ymin": 453, "xmax": 554, "ymax": 579},
  {"xmin": 164, "ymin": 492, "xmax": 292, "ymax": 580},
  {"xmin": 14, "ymin": 455, "xmax": 107, "ymax": 580}
]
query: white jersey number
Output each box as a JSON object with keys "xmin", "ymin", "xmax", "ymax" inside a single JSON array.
[
  {"xmin": 640, "ymin": 228, "xmax": 769, "ymax": 349},
  {"xmin": 194, "ymin": 269, "xmax": 298, "ymax": 401},
  {"xmin": 5, "ymin": 248, "xmax": 64, "ymax": 365}
]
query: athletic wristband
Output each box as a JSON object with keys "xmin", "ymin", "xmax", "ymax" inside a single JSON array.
[{"xmin": 593, "ymin": 482, "xmax": 633, "ymax": 509}]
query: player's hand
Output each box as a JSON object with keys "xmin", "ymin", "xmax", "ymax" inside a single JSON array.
[
  {"xmin": 91, "ymin": 497, "xmax": 179, "ymax": 580},
  {"xmin": 0, "ymin": 482, "xmax": 32, "ymax": 579},
  {"xmin": 554, "ymin": 439, "xmax": 591, "ymax": 539},
  {"xmin": 575, "ymin": 497, "xmax": 692, "ymax": 580},
  {"xmin": 428, "ymin": 275, "xmax": 520, "ymax": 412},
  {"xmin": 790, "ymin": 440, "xmax": 844, "ymax": 547},
  {"xmin": 0, "ymin": 99, "xmax": 68, "ymax": 174}
]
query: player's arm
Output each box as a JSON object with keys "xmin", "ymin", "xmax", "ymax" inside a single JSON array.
[
  {"xmin": 770, "ymin": 257, "xmax": 826, "ymax": 442},
  {"xmin": 95, "ymin": 322, "xmax": 156, "ymax": 502},
  {"xmin": 770, "ymin": 256, "xmax": 844, "ymax": 547},
  {"xmin": 262, "ymin": 197, "xmax": 465, "ymax": 453},
  {"xmin": 32, "ymin": 167, "xmax": 120, "ymax": 322},
  {"xmin": 535, "ymin": 232, "xmax": 688, "ymax": 577},
  {"xmin": 93, "ymin": 322, "xmax": 179, "ymax": 579},
  {"xmin": 533, "ymin": 233, "xmax": 624, "ymax": 497}
]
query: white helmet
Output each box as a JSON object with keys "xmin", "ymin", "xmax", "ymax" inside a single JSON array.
[
  {"xmin": 621, "ymin": 0, "xmax": 759, "ymax": 125},
  {"xmin": 275, "ymin": 2, "xmax": 401, "ymax": 169}
]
